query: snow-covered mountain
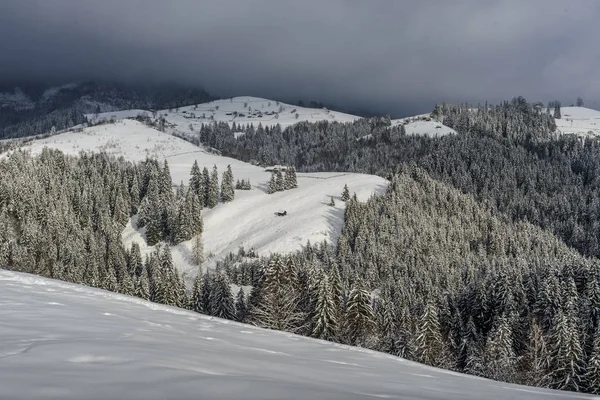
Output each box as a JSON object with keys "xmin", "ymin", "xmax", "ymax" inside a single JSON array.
[
  {"xmin": 20, "ymin": 119, "xmax": 386, "ymax": 276},
  {"xmin": 0, "ymin": 270, "xmax": 592, "ymax": 400}
]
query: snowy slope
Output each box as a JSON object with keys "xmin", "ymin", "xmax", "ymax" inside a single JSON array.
[
  {"xmin": 88, "ymin": 96, "xmax": 362, "ymax": 129},
  {"xmin": 21, "ymin": 120, "xmax": 386, "ymax": 275},
  {"xmin": 0, "ymin": 270, "xmax": 593, "ymax": 400},
  {"xmin": 556, "ymin": 107, "xmax": 600, "ymax": 138},
  {"xmin": 391, "ymin": 114, "xmax": 457, "ymax": 137}
]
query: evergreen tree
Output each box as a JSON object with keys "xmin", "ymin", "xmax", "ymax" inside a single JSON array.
[
  {"xmin": 414, "ymin": 298, "xmax": 449, "ymax": 368},
  {"xmin": 268, "ymin": 172, "xmax": 278, "ymax": 194},
  {"xmin": 548, "ymin": 310, "xmax": 584, "ymax": 391},
  {"xmin": 236, "ymin": 288, "xmax": 248, "ymax": 322},
  {"xmin": 275, "ymin": 170, "xmax": 285, "ymax": 192},
  {"xmin": 341, "ymin": 184, "xmax": 350, "ymax": 202},
  {"xmin": 284, "ymin": 166, "xmax": 298, "ymax": 189},
  {"xmin": 221, "ymin": 165, "xmax": 235, "ymax": 203},
  {"xmin": 482, "ymin": 315, "xmax": 516, "ymax": 382},
  {"xmin": 206, "ymin": 165, "xmax": 219, "ymax": 208},
  {"xmin": 584, "ymin": 323, "xmax": 600, "ymax": 394},
  {"xmin": 189, "ymin": 160, "xmax": 204, "ymax": 207},
  {"xmin": 210, "ymin": 272, "xmax": 235, "ymax": 320},
  {"xmin": 311, "ymin": 275, "xmax": 338, "ymax": 341},
  {"xmin": 202, "ymin": 167, "xmax": 211, "ymax": 207},
  {"xmin": 344, "ymin": 278, "xmax": 375, "ymax": 347}
]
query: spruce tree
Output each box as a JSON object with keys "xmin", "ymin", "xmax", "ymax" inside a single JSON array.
[
  {"xmin": 275, "ymin": 170, "xmax": 285, "ymax": 192},
  {"xmin": 210, "ymin": 272, "xmax": 235, "ymax": 320},
  {"xmin": 414, "ymin": 298, "xmax": 449, "ymax": 368},
  {"xmin": 344, "ymin": 278, "xmax": 375, "ymax": 347},
  {"xmin": 311, "ymin": 275, "xmax": 338, "ymax": 341},
  {"xmin": 268, "ymin": 172, "xmax": 277, "ymax": 194},
  {"xmin": 206, "ymin": 165, "xmax": 219, "ymax": 208},
  {"xmin": 236, "ymin": 288, "xmax": 248, "ymax": 322},
  {"xmin": 221, "ymin": 165, "xmax": 235, "ymax": 203},
  {"xmin": 341, "ymin": 184, "xmax": 350, "ymax": 202},
  {"xmin": 285, "ymin": 166, "xmax": 298, "ymax": 189}
]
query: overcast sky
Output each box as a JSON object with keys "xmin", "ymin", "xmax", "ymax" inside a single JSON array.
[{"xmin": 0, "ymin": 0, "xmax": 598, "ymax": 116}]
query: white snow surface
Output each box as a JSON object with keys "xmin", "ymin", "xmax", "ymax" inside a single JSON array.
[
  {"xmin": 391, "ymin": 114, "xmax": 457, "ymax": 137},
  {"xmin": 21, "ymin": 120, "xmax": 386, "ymax": 276},
  {"xmin": 0, "ymin": 270, "xmax": 595, "ymax": 400},
  {"xmin": 556, "ymin": 107, "xmax": 600, "ymax": 138},
  {"xmin": 88, "ymin": 96, "xmax": 362, "ymax": 129}
]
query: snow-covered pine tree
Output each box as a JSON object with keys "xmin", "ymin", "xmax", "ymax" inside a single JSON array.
[
  {"xmin": 189, "ymin": 160, "xmax": 204, "ymax": 207},
  {"xmin": 191, "ymin": 270, "xmax": 203, "ymax": 312},
  {"xmin": 284, "ymin": 166, "xmax": 298, "ymax": 189},
  {"xmin": 206, "ymin": 165, "xmax": 219, "ymax": 208},
  {"xmin": 482, "ymin": 314, "xmax": 517, "ymax": 382},
  {"xmin": 275, "ymin": 169, "xmax": 285, "ymax": 192},
  {"xmin": 221, "ymin": 164, "xmax": 235, "ymax": 203},
  {"xmin": 341, "ymin": 184, "xmax": 350, "ymax": 202},
  {"xmin": 209, "ymin": 272, "xmax": 235, "ymax": 320},
  {"xmin": 584, "ymin": 322, "xmax": 600, "ymax": 394},
  {"xmin": 344, "ymin": 278, "xmax": 375, "ymax": 347},
  {"xmin": 192, "ymin": 233, "xmax": 205, "ymax": 266},
  {"xmin": 135, "ymin": 267, "xmax": 150, "ymax": 300},
  {"xmin": 236, "ymin": 288, "xmax": 248, "ymax": 322},
  {"xmin": 268, "ymin": 172, "xmax": 278, "ymax": 194},
  {"xmin": 311, "ymin": 275, "xmax": 338, "ymax": 341},
  {"xmin": 548, "ymin": 309, "xmax": 584, "ymax": 391},
  {"xmin": 202, "ymin": 167, "xmax": 211, "ymax": 207},
  {"xmin": 414, "ymin": 298, "xmax": 450, "ymax": 368}
]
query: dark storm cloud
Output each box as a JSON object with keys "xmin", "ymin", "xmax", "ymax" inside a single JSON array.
[{"xmin": 0, "ymin": 0, "xmax": 598, "ymax": 116}]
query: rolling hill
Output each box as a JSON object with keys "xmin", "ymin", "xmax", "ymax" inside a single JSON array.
[{"xmin": 20, "ymin": 119, "xmax": 387, "ymax": 276}]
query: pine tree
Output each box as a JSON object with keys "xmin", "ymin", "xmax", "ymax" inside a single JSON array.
[
  {"xmin": 285, "ymin": 166, "xmax": 298, "ymax": 189},
  {"xmin": 189, "ymin": 160, "xmax": 204, "ymax": 207},
  {"xmin": 268, "ymin": 172, "xmax": 278, "ymax": 194},
  {"xmin": 206, "ymin": 165, "xmax": 219, "ymax": 208},
  {"xmin": 554, "ymin": 101, "xmax": 562, "ymax": 119},
  {"xmin": 344, "ymin": 278, "xmax": 375, "ymax": 347},
  {"xmin": 210, "ymin": 272, "xmax": 235, "ymax": 320},
  {"xmin": 135, "ymin": 268, "xmax": 150, "ymax": 300},
  {"xmin": 482, "ymin": 314, "xmax": 516, "ymax": 382},
  {"xmin": 414, "ymin": 298, "xmax": 450, "ymax": 368},
  {"xmin": 236, "ymin": 288, "xmax": 248, "ymax": 322},
  {"xmin": 341, "ymin": 184, "xmax": 350, "ymax": 202},
  {"xmin": 275, "ymin": 170, "xmax": 284, "ymax": 192},
  {"xmin": 548, "ymin": 309, "xmax": 584, "ymax": 391},
  {"xmin": 202, "ymin": 167, "xmax": 211, "ymax": 207},
  {"xmin": 311, "ymin": 275, "xmax": 338, "ymax": 341},
  {"xmin": 252, "ymin": 255, "xmax": 304, "ymax": 331},
  {"xmin": 584, "ymin": 322, "xmax": 600, "ymax": 394},
  {"xmin": 221, "ymin": 165, "xmax": 235, "ymax": 203},
  {"xmin": 191, "ymin": 269, "xmax": 203, "ymax": 312}
]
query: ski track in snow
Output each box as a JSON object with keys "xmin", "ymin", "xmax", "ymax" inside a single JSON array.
[{"xmin": 1, "ymin": 270, "xmax": 596, "ymax": 400}]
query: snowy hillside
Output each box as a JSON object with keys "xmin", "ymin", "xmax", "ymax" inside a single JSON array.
[
  {"xmin": 21, "ymin": 120, "xmax": 386, "ymax": 275},
  {"xmin": 0, "ymin": 270, "xmax": 593, "ymax": 400},
  {"xmin": 391, "ymin": 114, "xmax": 457, "ymax": 137},
  {"xmin": 88, "ymin": 96, "xmax": 362, "ymax": 129},
  {"xmin": 88, "ymin": 95, "xmax": 457, "ymax": 137},
  {"xmin": 556, "ymin": 107, "xmax": 600, "ymax": 138}
]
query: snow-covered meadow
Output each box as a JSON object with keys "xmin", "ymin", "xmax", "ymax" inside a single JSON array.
[
  {"xmin": 22, "ymin": 119, "xmax": 387, "ymax": 276},
  {"xmin": 0, "ymin": 270, "xmax": 594, "ymax": 400}
]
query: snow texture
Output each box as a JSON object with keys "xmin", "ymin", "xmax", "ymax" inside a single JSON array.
[
  {"xmin": 0, "ymin": 270, "xmax": 595, "ymax": 400},
  {"xmin": 21, "ymin": 119, "xmax": 387, "ymax": 276},
  {"xmin": 391, "ymin": 114, "xmax": 457, "ymax": 137},
  {"xmin": 556, "ymin": 107, "xmax": 600, "ymax": 138}
]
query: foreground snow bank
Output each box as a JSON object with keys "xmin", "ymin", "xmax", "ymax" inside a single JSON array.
[{"xmin": 0, "ymin": 270, "xmax": 592, "ymax": 400}]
